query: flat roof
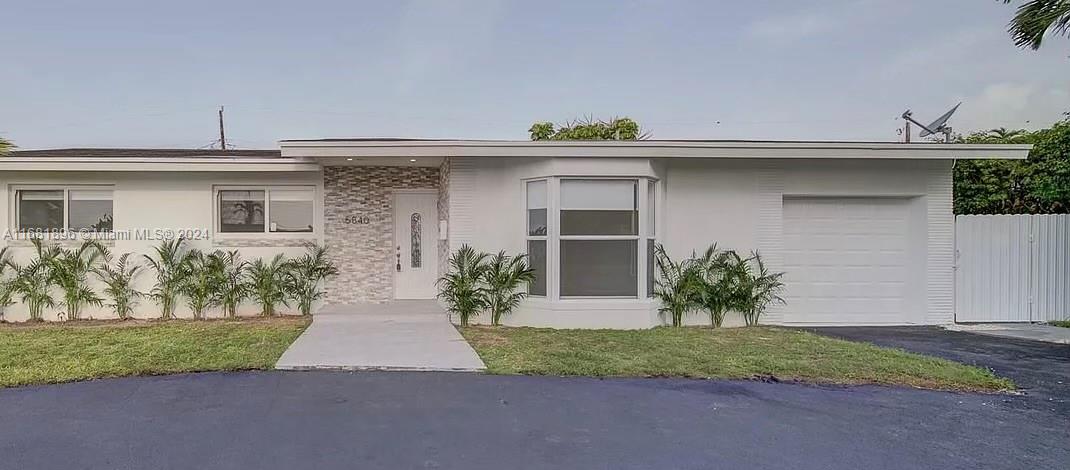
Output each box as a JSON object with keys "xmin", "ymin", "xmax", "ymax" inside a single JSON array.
[
  {"xmin": 279, "ymin": 139, "xmax": 1032, "ymax": 160},
  {"xmin": 10, "ymin": 148, "xmax": 282, "ymax": 158}
]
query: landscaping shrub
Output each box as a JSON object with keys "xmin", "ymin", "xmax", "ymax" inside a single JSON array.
[
  {"xmin": 94, "ymin": 251, "xmax": 143, "ymax": 320},
  {"xmin": 181, "ymin": 249, "xmax": 222, "ymax": 320},
  {"xmin": 13, "ymin": 239, "xmax": 60, "ymax": 322},
  {"xmin": 48, "ymin": 239, "xmax": 105, "ymax": 320},
  {"xmin": 248, "ymin": 254, "xmax": 289, "ymax": 317},
  {"xmin": 284, "ymin": 244, "xmax": 339, "ymax": 316},
  {"xmin": 215, "ymin": 250, "xmax": 249, "ymax": 318},
  {"xmin": 437, "ymin": 245, "xmax": 490, "ymax": 326},
  {"xmin": 0, "ymin": 247, "xmax": 16, "ymax": 322},
  {"xmin": 143, "ymin": 238, "xmax": 192, "ymax": 319},
  {"xmin": 483, "ymin": 251, "xmax": 535, "ymax": 326},
  {"xmin": 652, "ymin": 242, "xmax": 786, "ymax": 327}
]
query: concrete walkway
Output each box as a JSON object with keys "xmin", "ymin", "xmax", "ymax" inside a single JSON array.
[
  {"xmin": 945, "ymin": 323, "xmax": 1070, "ymax": 345},
  {"xmin": 275, "ymin": 301, "xmax": 485, "ymax": 372}
]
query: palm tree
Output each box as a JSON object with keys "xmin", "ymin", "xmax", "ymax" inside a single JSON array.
[
  {"xmin": 436, "ymin": 245, "xmax": 490, "ymax": 326},
  {"xmin": 1002, "ymin": 0, "xmax": 1070, "ymax": 49},
  {"xmin": 735, "ymin": 252, "xmax": 786, "ymax": 326},
  {"xmin": 652, "ymin": 243, "xmax": 702, "ymax": 327},
  {"xmin": 483, "ymin": 251, "xmax": 535, "ymax": 326},
  {"xmin": 694, "ymin": 244, "xmax": 743, "ymax": 328},
  {"xmin": 95, "ymin": 250, "xmax": 143, "ymax": 320},
  {"xmin": 49, "ymin": 239, "xmax": 106, "ymax": 320},
  {"xmin": 284, "ymin": 244, "xmax": 339, "ymax": 316},
  {"xmin": 0, "ymin": 137, "xmax": 13, "ymax": 155},
  {"xmin": 986, "ymin": 127, "xmax": 1027, "ymax": 140},
  {"xmin": 247, "ymin": 254, "xmax": 289, "ymax": 316},
  {"xmin": 181, "ymin": 249, "xmax": 222, "ymax": 320},
  {"xmin": 143, "ymin": 238, "xmax": 191, "ymax": 319},
  {"xmin": 14, "ymin": 239, "xmax": 60, "ymax": 322},
  {"xmin": 0, "ymin": 247, "xmax": 16, "ymax": 322},
  {"xmin": 214, "ymin": 250, "xmax": 249, "ymax": 318}
]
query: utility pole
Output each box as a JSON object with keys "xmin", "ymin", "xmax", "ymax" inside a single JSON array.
[{"xmin": 218, "ymin": 106, "xmax": 227, "ymax": 150}]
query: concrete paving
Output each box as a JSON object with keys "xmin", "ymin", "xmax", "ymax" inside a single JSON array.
[
  {"xmin": 275, "ymin": 301, "xmax": 485, "ymax": 372},
  {"xmin": 945, "ymin": 323, "xmax": 1070, "ymax": 345}
]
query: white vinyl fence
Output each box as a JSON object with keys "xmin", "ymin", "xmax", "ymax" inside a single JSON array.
[{"xmin": 955, "ymin": 214, "xmax": 1070, "ymax": 322}]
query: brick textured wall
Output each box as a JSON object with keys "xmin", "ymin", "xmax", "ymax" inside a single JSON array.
[{"xmin": 323, "ymin": 166, "xmax": 439, "ymax": 303}]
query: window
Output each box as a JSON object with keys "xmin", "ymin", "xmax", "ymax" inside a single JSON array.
[
  {"xmin": 15, "ymin": 187, "xmax": 113, "ymax": 232},
  {"xmin": 521, "ymin": 177, "xmax": 656, "ymax": 300},
  {"xmin": 645, "ymin": 180, "xmax": 656, "ymax": 298},
  {"xmin": 217, "ymin": 186, "xmax": 315, "ymax": 234},
  {"xmin": 525, "ymin": 180, "xmax": 548, "ymax": 296},
  {"xmin": 559, "ymin": 179, "xmax": 638, "ymax": 297},
  {"xmin": 268, "ymin": 188, "xmax": 314, "ymax": 233}
]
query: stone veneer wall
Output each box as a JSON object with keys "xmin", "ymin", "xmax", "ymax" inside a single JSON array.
[
  {"xmin": 323, "ymin": 165, "xmax": 440, "ymax": 304},
  {"xmin": 437, "ymin": 157, "xmax": 450, "ymax": 277}
]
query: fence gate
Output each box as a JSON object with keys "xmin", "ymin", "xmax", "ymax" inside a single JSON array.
[{"xmin": 955, "ymin": 214, "xmax": 1070, "ymax": 323}]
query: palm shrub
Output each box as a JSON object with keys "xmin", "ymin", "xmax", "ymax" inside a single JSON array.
[
  {"xmin": 652, "ymin": 243, "xmax": 703, "ymax": 327},
  {"xmin": 49, "ymin": 239, "xmax": 105, "ymax": 320},
  {"xmin": 95, "ymin": 250, "xmax": 143, "ymax": 320},
  {"xmin": 694, "ymin": 244, "xmax": 743, "ymax": 328},
  {"xmin": 483, "ymin": 251, "xmax": 535, "ymax": 326},
  {"xmin": 247, "ymin": 254, "xmax": 289, "ymax": 316},
  {"xmin": 734, "ymin": 252, "xmax": 786, "ymax": 326},
  {"xmin": 0, "ymin": 247, "xmax": 16, "ymax": 322},
  {"xmin": 436, "ymin": 245, "xmax": 490, "ymax": 326},
  {"xmin": 284, "ymin": 244, "xmax": 339, "ymax": 316},
  {"xmin": 181, "ymin": 249, "xmax": 223, "ymax": 320},
  {"xmin": 14, "ymin": 239, "xmax": 60, "ymax": 322},
  {"xmin": 213, "ymin": 250, "xmax": 249, "ymax": 318},
  {"xmin": 143, "ymin": 238, "xmax": 191, "ymax": 319}
]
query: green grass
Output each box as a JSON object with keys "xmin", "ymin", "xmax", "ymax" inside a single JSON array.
[
  {"xmin": 0, "ymin": 317, "xmax": 310, "ymax": 388},
  {"xmin": 460, "ymin": 326, "xmax": 1014, "ymax": 392},
  {"xmin": 1050, "ymin": 320, "xmax": 1070, "ymax": 328}
]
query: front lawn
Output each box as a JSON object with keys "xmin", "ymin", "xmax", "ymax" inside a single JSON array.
[
  {"xmin": 1050, "ymin": 320, "xmax": 1070, "ymax": 328},
  {"xmin": 0, "ymin": 317, "xmax": 309, "ymax": 388},
  {"xmin": 461, "ymin": 326, "xmax": 1014, "ymax": 392}
]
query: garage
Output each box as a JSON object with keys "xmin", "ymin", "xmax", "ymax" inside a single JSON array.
[{"xmin": 781, "ymin": 197, "xmax": 923, "ymax": 325}]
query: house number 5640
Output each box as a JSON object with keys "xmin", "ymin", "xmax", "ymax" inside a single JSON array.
[{"xmin": 344, "ymin": 216, "xmax": 370, "ymax": 225}]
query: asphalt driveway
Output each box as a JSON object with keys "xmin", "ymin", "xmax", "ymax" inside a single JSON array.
[
  {"xmin": 808, "ymin": 326, "xmax": 1070, "ymax": 416},
  {"xmin": 1, "ymin": 370, "xmax": 1066, "ymax": 470}
]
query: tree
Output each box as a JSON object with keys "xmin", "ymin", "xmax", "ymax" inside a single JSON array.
[
  {"xmin": 0, "ymin": 137, "xmax": 13, "ymax": 155},
  {"xmin": 953, "ymin": 119, "xmax": 1070, "ymax": 214},
  {"xmin": 1001, "ymin": 0, "xmax": 1070, "ymax": 49},
  {"xmin": 529, "ymin": 116, "xmax": 649, "ymax": 141}
]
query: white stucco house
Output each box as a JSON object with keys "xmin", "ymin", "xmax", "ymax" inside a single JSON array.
[{"xmin": 2, "ymin": 140, "xmax": 1029, "ymax": 327}]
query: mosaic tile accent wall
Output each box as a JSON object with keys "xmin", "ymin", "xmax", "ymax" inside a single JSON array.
[{"xmin": 323, "ymin": 165, "xmax": 440, "ymax": 303}]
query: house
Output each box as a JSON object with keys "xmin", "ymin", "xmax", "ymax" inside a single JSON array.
[{"xmin": 2, "ymin": 140, "xmax": 1030, "ymax": 327}]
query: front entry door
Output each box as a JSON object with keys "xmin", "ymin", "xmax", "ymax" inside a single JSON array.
[{"xmin": 393, "ymin": 191, "xmax": 439, "ymax": 299}]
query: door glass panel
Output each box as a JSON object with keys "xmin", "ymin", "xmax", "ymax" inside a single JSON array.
[{"xmin": 410, "ymin": 212, "xmax": 422, "ymax": 268}]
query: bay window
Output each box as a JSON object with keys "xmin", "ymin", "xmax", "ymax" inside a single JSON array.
[
  {"xmin": 525, "ymin": 180, "xmax": 548, "ymax": 296},
  {"xmin": 525, "ymin": 177, "xmax": 657, "ymax": 300}
]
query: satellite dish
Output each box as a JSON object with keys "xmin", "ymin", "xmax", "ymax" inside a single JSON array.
[{"xmin": 901, "ymin": 103, "xmax": 960, "ymax": 142}]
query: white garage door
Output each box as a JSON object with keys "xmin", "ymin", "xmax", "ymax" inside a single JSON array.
[{"xmin": 782, "ymin": 197, "xmax": 920, "ymax": 325}]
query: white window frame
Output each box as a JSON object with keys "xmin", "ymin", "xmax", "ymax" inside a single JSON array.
[
  {"xmin": 213, "ymin": 185, "xmax": 318, "ymax": 237},
  {"xmin": 523, "ymin": 178, "xmax": 549, "ymax": 297},
  {"xmin": 527, "ymin": 176, "xmax": 657, "ymax": 301},
  {"xmin": 11, "ymin": 184, "xmax": 115, "ymax": 234}
]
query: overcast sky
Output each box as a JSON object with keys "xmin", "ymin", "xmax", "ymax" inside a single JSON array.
[{"xmin": 2, "ymin": 0, "xmax": 1067, "ymax": 149}]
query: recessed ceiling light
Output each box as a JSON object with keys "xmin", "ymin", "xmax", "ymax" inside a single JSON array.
[
  {"xmin": 409, "ymin": 159, "xmax": 417, "ymax": 163},
  {"xmin": 346, "ymin": 158, "xmax": 353, "ymax": 161}
]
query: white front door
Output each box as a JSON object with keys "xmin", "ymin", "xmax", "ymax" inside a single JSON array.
[{"xmin": 394, "ymin": 191, "xmax": 439, "ymax": 299}]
